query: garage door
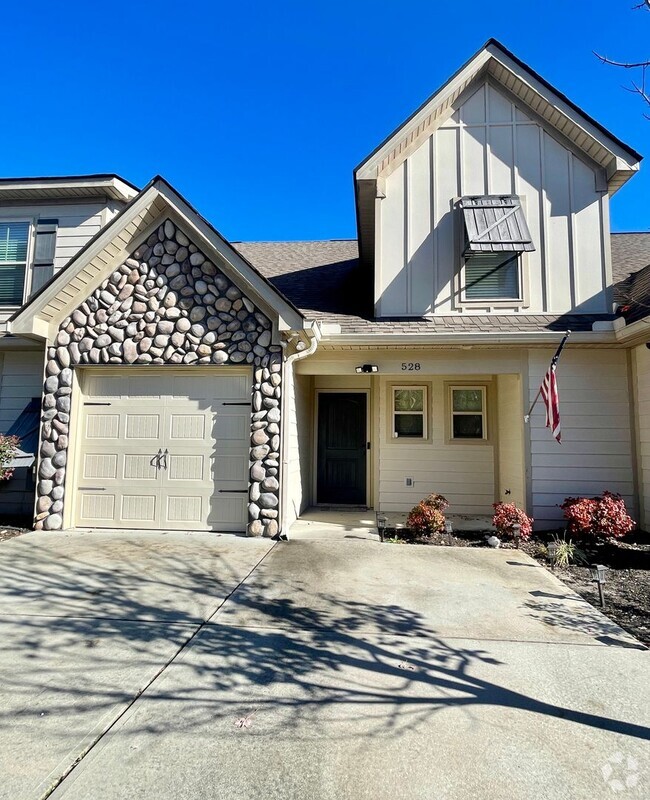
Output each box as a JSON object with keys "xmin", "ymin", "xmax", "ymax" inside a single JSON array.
[{"xmin": 74, "ymin": 370, "xmax": 250, "ymax": 531}]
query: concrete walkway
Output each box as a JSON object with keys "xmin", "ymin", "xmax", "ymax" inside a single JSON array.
[{"xmin": 0, "ymin": 531, "xmax": 647, "ymax": 800}]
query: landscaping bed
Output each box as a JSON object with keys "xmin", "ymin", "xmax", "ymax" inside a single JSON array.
[{"xmin": 0, "ymin": 522, "xmax": 31, "ymax": 543}]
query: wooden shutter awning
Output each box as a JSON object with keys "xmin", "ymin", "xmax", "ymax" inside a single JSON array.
[{"xmin": 459, "ymin": 195, "xmax": 535, "ymax": 254}]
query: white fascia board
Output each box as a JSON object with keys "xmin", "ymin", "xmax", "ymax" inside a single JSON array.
[
  {"xmin": 319, "ymin": 331, "xmax": 619, "ymax": 346},
  {"xmin": 490, "ymin": 47, "xmax": 640, "ymax": 170},
  {"xmin": 355, "ymin": 51, "xmax": 490, "ymax": 180},
  {"xmin": 615, "ymin": 318, "xmax": 650, "ymax": 344},
  {"xmin": 157, "ymin": 182, "xmax": 306, "ymax": 331}
]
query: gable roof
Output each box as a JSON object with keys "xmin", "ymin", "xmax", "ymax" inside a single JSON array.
[
  {"xmin": 354, "ymin": 39, "xmax": 643, "ymax": 271},
  {"xmin": 9, "ymin": 177, "xmax": 305, "ymax": 339}
]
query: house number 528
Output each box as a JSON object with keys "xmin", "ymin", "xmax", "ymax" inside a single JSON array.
[{"xmin": 401, "ymin": 362, "xmax": 421, "ymax": 371}]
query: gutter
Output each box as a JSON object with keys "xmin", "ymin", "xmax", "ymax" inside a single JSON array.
[
  {"xmin": 316, "ymin": 330, "xmax": 620, "ymax": 347},
  {"xmin": 278, "ymin": 322, "xmax": 322, "ymax": 538}
]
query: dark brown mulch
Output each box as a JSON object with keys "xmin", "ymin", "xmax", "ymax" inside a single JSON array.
[
  {"xmin": 385, "ymin": 525, "xmax": 650, "ymax": 647},
  {"xmin": 0, "ymin": 525, "xmax": 30, "ymax": 543}
]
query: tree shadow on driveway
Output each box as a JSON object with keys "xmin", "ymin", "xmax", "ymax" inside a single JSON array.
[{"xmin": 0, "ymin": 535, "xmax": 648, "ymax": 778}]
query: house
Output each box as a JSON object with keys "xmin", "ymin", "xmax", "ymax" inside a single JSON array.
[{"xmin": 2, "ymin": 39, "xmax": 650, "ymax": 536}]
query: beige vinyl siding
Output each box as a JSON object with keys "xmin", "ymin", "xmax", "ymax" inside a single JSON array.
[
  {"xmin": 377, "ymin": 80, "xmax": 609, "ymax": 316},
  {"xmin": 496, "ymin": 374, "xmax": 525, "ymax": 507},
  {"xmin": 377, "ymin": 376, "xmax": 495, "ymax": 514},
  {"xmin": 528, "ymin": 349, "xmax": 634, "ymax": 527},
  {"xmin": 0, "ymin": 201, "xmax": 118, "ymax": 329},
  {"xmin": 633, "ymin": 345, "xmax": 650, "ymax": 531},
  {"xmin": 285, "ymin": 370, "xmax": 313, "ymax": 526},
  {"xmin": 0, "ymin": 350, "xmax": 44, "ymax": 432}
]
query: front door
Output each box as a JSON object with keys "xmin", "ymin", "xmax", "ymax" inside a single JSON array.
[{"xmin": 317, "ymin": 393, "xmax": 367, "ymax": 505}]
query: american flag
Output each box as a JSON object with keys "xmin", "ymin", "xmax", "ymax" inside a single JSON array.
[
  {"xmin": 540, "ymin": 359, "xmax": 561, "ymax": 443},
  {"xmin": 525, "ymin": 332, "xmax": 569, "ymax": 443}
]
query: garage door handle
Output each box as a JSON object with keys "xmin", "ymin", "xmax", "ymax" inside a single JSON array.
[{"xmin": 160, "ymin": 449, "xmax": 168, "ymax": 470}]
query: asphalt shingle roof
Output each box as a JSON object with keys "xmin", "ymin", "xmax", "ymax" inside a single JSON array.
[
  {"xmin": 611, "ymin": 233, "xmax": 650, "ymax": 323},
  {"xmin": 233, "ymin": 233, "xmax": 650, "ymax": 334}
]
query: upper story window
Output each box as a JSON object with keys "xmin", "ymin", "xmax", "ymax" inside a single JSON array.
[
  {"xmin": 0, "ymin": 218, "xmax": 58, "ymax": 306},
  {"xmin": 458, "ymin": 195, "xmax": 534, "ymax": 302},
  {"xmin": 0, "ymin": 221, "xmax": 30, "ymax": 305}
]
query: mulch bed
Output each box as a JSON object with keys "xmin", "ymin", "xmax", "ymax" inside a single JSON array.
[
  {"xmin": 0, "ymin": 526, "xmax": 30, "ymax": 543},
  {"xmin": 385, "ymin": 526, "xmax": 650, "ymax": 647}
]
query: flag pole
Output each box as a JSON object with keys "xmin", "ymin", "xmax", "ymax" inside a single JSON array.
[{"xmin": 524, "ymin": 330, "xmax": 571, "ymax": 422}]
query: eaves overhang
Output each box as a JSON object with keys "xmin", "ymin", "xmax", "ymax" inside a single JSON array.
[
  {"xmin": 0, "ymin": 174, "xmax": 139, "ymax": 204},
  {"xmin": 354, "ymin": 38, "xmax": 643, "ymax": 271},
  {"xmin": 8, "ymin": 176, "xmax": 306, "ymax": 341}
]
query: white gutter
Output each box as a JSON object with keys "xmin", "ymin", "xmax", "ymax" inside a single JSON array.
[
  {"xmin": 317, "ymin": 330, "xmax": 619, "ymax": 347},
  {"xmin": 278, "ymin": 322, "xmax": 322, "ymax": 537}
]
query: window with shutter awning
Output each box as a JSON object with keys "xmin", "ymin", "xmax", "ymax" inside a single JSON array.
[{"xmin": 458, "ymin": 195, "xmax": 534, "ymax": 301}]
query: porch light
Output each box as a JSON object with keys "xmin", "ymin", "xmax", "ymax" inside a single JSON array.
[
  {"xmin": 376, "ymin": 512, "xmax": 387, "ymax": 543},
  {"xmin": 590, "ymin": 564, "xmax": 607, "ymax": 607},
  {"xmin": 512, "ymin": 523, "xmax": 521, "ymax": 548},
  {"xmin": 355, "ymin": 364, "xmax": 379, "ymax": 374},
  {"xmin": 547, "ymin": 541, "xmax": 558, "ymax": 569}
]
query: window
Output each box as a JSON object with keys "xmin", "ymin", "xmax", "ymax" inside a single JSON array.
[
  {"xmin": 392, "ymin": 387, "xmax": 427, "ymax": 439},
  {"xmin": 465, "ymin": 252, "xmax": 520, "ymax": 300},
  {"xmin": 458, "ymin": 195, "xmax": 534, "ymax": 302},
  {"xmin": 450, "ymin": 387, "xmax": 486, "ymax": 440},
  {"xmin": 0, "ymin": 221, "xmax": 30, "ymax": 305}
]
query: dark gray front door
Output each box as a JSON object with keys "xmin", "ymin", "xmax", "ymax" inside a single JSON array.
[{"xmin": 317, "ymin": 393, "xmax": 367, "ymax": 505}]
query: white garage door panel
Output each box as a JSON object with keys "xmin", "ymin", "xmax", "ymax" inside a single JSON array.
[{"xmin": 75, "ymin": 371, "xmax": 250, "ymax": 531}]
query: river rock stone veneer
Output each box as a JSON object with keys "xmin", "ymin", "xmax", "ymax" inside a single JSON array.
[{"xmin": 36, "ymin": 219, "xmax": 282, "ymax": 537}]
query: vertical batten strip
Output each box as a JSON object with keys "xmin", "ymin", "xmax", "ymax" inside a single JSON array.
[
  {"xmin": 430, "ymin": 135, "xmax": 437, "ymax": 313},
  {"xmin": 404, "ymin": 158, "xmax": 410, "ymax": 314},
  {"xmin": 567, "ymin": 152, "xmax": 577, "ymax": 311},
  {"xmin": 538, "ymin": 128, "xmax": 549, "ymax": 312}
]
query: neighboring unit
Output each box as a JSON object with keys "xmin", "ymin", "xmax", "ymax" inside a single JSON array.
[{"xmin": 1, "ymin": 40, "xmax": 649, "ymax": 535}]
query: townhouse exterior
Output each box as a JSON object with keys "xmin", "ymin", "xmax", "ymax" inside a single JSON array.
[{"xmin": 1, "ymin": 40, "xmax": 650, "ymax": 536}]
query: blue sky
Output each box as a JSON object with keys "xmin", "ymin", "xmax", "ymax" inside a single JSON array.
[{"xmin": 2, "ymin": 1, "xmax": 648, "ymax": 240}]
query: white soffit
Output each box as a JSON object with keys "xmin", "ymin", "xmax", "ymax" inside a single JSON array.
[
  {"xmin": 9, "ymin": 178, "xmax": 305, "ymax": 339},
  {"xmin": 355, "ymin": 41, "xmax": 641, "ymax": 192}
]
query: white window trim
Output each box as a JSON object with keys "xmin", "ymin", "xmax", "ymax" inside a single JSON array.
[
  {"xmin": 0, "ymin": 217, "xmax": 35, "ymax": 307},
  {"xmin": 392, "ymin": 385, "xmax": 428, "ymax": 440},
  {"xmin": 460, "ymin": 252, "xmax": 524, "ymax": 304},
  {"xmin": 449, "ymin": 385, "xmax": 487, "ymax": 440}
]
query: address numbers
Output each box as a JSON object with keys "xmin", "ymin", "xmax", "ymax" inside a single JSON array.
[{"xmin": 401, "ymin": 362, "xmax": 421, "ymax": 371}]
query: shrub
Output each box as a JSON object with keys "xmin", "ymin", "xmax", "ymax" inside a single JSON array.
[
  {"xmin": 548, "ymin": 534, "xmax": 588, "ymax": 568},
  {"xmin": 561, "ymin": 491, "xmax": 635, "ymax": 539},
  {"xmin": 492, "ymin": 502, "xmax": 533, "ymax": 540},
  {"xmin": 406, "ymin": 493, "xmax": 449, "ymax": 537},
  {"xmin": 0, "ymin": 434, "xmax": 20, "ymax": 482}
]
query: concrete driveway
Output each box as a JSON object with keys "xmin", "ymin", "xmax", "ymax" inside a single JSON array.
[{"xmin": 0, "ymin": 532, "xmax": 647, "ymax": 800}]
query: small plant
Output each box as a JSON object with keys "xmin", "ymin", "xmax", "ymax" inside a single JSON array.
[
  {"xmin": 406, "ymin": 492, "xmax": 449, "ymax": 537},
  {"xmin": 0, "ymin": 434, "xmax": 20, "ymax": 482},
  {"xmin": 561, "ymin": 492, "xmax": 635, "ymax": 540},
  {"xmin": 548, "ymin": 534, "xmax": 588, "ymax": 568},
  {"xmin": 492, "ymin": 502, "xmax": 533, "ymax": 540}
]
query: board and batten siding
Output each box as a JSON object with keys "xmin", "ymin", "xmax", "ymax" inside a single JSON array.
[
  {"xmin": 0, "ymin": 201, "xmax": 120, "ymax": 328},
  {"xmin": 377, "ymin": 80, "xmax": 610, "ymax": 317},
  {"xmin": 633, "ymin": 345, "xmax": 650, "ymax": 531},
  {"xmin": 377, "ymin": 375, "xmax": 496, "ymax": 514},
  {"xmin": 528, "ymin": 349, "xmax": 634, "ymax": 527},
  {"xmin": 0, "ymin": 350, "xmax": 44, "ymax": 433}
]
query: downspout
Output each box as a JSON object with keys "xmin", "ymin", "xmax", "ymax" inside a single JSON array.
[{"xmin": 278, "ymin": 322, "xmax": 321, "ymax": 539}]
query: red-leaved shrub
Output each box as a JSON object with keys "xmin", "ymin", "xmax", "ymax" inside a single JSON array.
[
  {"xmin": 406, "ymin": 493, "xmax": 449, "ymax": 536},
  {"xmin": 0, "ymin": 434, "xmax": 20, "ymax": 482},
  {"xmin": 561, "ymin": 492, "xmax": 635, "ymax": 539},
  {"xmin": 492, "ymin": 502, "xmax": 533, "ymax": 540}
]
